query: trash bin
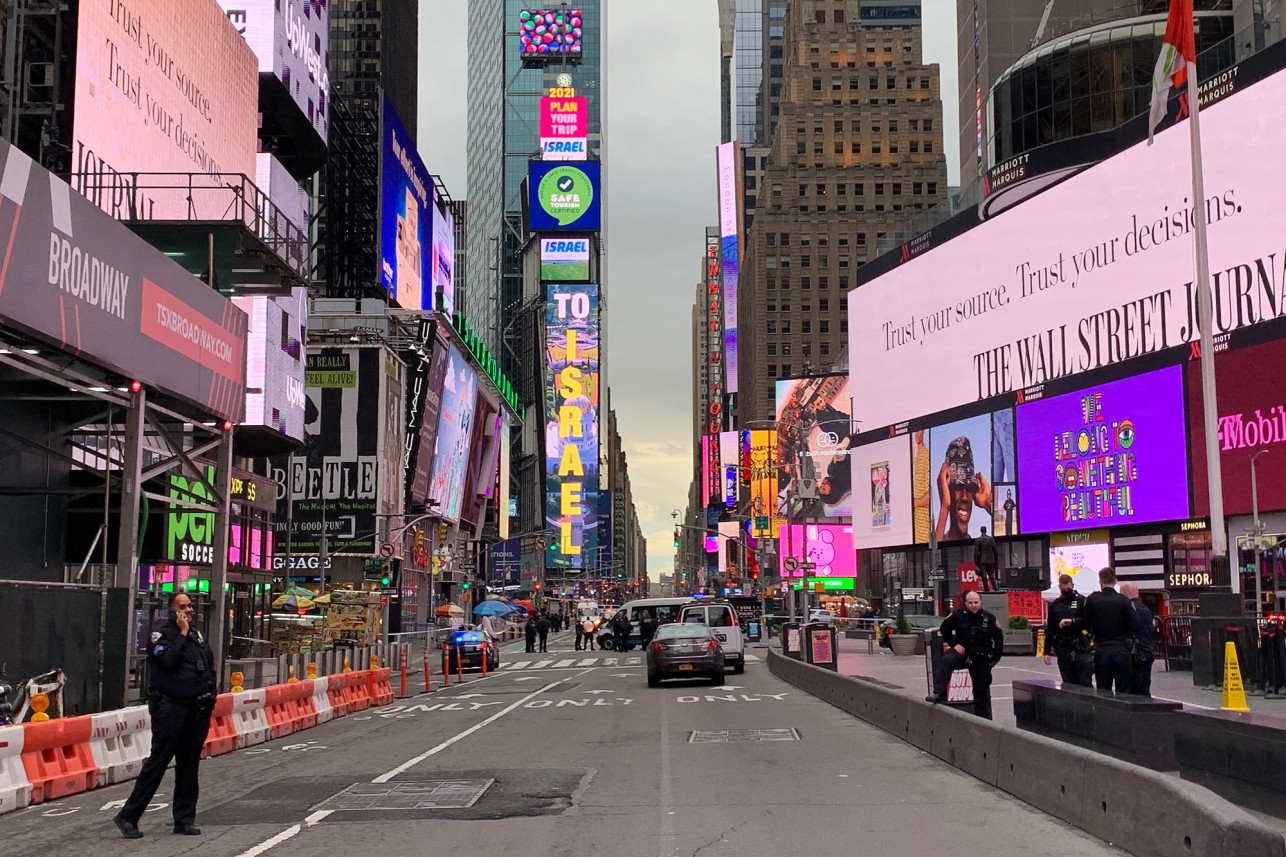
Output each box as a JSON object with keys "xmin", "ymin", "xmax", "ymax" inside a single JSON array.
[
  {"xmin": 782, "ymin": 622, "xmax": 803, "ymax": 659},
  {"xmin": 803, "ymin": 623, "xmax": 838, "ymax": 671},
  {"xmin": 925, "ymin": 629, "xmax": 973, "ymax": 708}
]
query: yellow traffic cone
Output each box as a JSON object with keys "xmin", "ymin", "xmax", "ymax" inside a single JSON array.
[{"xmin": 1220, "ymin": 641, "xmax": 1250, "ymax": 712}]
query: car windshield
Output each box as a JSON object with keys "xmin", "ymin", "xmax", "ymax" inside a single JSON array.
[{"xmin": 655, "ymin": 624, "xmax": 711, "ymax": 640}]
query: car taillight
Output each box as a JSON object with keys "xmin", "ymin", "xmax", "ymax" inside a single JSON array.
[
  {"xmin": 650, "ymin": 641, "xmax": 667, "ymax": 652},
  {"xmin": 707, "ymin": 639, "xmax": 720, "ymax": 650}
]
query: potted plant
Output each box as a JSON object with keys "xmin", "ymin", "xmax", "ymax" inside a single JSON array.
[{"xmin": 888, "ymin": 607, "xmax": 919, "ymax": 656}]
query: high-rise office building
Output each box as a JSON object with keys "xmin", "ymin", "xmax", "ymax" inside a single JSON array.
[
  {"xmin": 737, "ymin": 0, "xmax": 949, "ymax": 424},
  {"xmin": 329, "ymin": 0, "xmax": 419, "ymax": 138}
]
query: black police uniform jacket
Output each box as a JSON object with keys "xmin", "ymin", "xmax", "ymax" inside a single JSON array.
[
  {"xmin": 148, "ymin": 619, "xmax": 217, "ymax": 700},
  {"xmin": 940, "ymin": 607, "xmax": 1004, "ymax": 663},
  {"xmin": 1047, "ymin": 591, "xmax": 1090, "ymax": 653}
]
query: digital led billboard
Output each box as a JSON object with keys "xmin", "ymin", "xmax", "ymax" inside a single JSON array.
[
  {"xmin": 72, "ymin": 0, "xmax": 258, "ymax": 219},
  {"xmin": 925, "ymin": 413, "xmax": 993, "ymax": 544},
  {"xmin": 540, "ymin": 96, "xmax": 588, "ymax": 161},
  {"xmin": 519, "ymin": 9, "xmax": 583, "ymax": 59},
  {"xmin": 1016, "ymin": 366, "xmax": 1190, "ymax": 533},
  {"xmin": 717, "ymin": 142, "xmax": 740, "ymax": 394},
  {"xmin": 220, "ymin": 0, "xmax": 329, "ymax": 143},
  {"xmin": 744, "ymin": 429, "xmax": 782, "ymax": 538},
  {"xmin": 704, "ymin": 236, "xmax": 723, "ymax": 507},
  {"xmin": 540, "ymin": 238, "xmax": 591, "ymax": 281},
  {"xmin": 232, "ymin": 286, "xmax": 307, "ymax": 442},
  {"xmin": 428, "ymin": 345, "xmax": 479, "ymax": 522},
  {"xmin": 432, "ymin": 195, "xmax": 455, "ymax": 315},
  {"xmin": 380, "ymin": 94, "xmax": 432, "ymax": 310},
  {"xmin": 256, "ymin": 153, "xmax": 309, "ymax": 234},
  {"xmin": 775, "ymin": 374, "xmax": 854, "ymax": 517},
  {"xmin": 848, "ymin": 63, "xmax": 1286, "ymax": 431},
  {"xmin": 779, "ymin": 524, "xmax": 856, "ymax": 579},
  {"xmin": 850, "ymin": 434, "xmax": 913, "ymax": 549},
  {"xmin": 545, "ymin": 283, "xmax": 600, "ymax": 569},
  {"xmin": 528, "ymin": 161, "xmax": 600, "ymax": 231}
]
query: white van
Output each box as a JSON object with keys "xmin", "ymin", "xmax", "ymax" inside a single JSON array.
[
  {"xmin": 598, "ymin": 597, "xmax": 692, "ymax": 650},
  {"xmin": 678, "ymin": 601, "xmax": 745, "ymax": 673}
]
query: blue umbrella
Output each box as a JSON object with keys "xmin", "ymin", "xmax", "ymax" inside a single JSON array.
[{"xmin": 473, "ymin": 600, "xmax": 519, "ymax": 617}]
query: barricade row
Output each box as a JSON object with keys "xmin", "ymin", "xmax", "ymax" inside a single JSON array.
[{"xmin": 0, "ymin": 667, "xmax": 394, "ymax": 817}]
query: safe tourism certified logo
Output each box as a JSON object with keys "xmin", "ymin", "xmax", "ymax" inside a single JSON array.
[{"xmin": 538, "ymin": 165, "xmax": 595, "ymax": 226}]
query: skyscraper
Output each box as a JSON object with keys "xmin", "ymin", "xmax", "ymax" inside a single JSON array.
[{"xmin": 330, "ymin": 0, "xmax": 419, "ymax": 137}]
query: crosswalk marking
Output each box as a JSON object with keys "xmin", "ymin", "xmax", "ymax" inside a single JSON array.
[
  {"xmin": 532, "ymin": 659, "xmax": 553, "ymax": 668},
  {"xmin": 494, "ymin": 653, "xmax": 755, "ymax": 672},
  {"xmin": 504, "ymin": 661, "xmax": 531, "ymax": 670},
  {"xmin": 552, "ymin": 658, "xmax": 576, "ymax": 668},
  {"xmin": 578, "ymin": 658, "xmax": 597, "ymax": 666}
]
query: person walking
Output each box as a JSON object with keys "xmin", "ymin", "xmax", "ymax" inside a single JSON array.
[
  {"xmin": 973, "ymin": 525, "xmax": 999, "ymax": 592},
  {"xmin": 113, "ymin": 592, "xmax": 217, "ymax": 839},
  {"xmin": 1083, "ymin": 567, "xmax": 1141, "ymax": 693},
  {"xmin": 536, "ymin": 612, "xmax": 551, "ymax": 653},
  {"xmin": 524, "ymin": 615, "xmax": 538, "ymax": 653},
  {"xmin": 926, "ymin": 590, "xmax": 1004, "ymax": 719},
  {"xmin": 1121, "ymin": 583, "xmax": 1154, "ymax": 696},
  {"xmin": 583, "ymin": 617, "xmax": 598, "ymax": 650},
  {"xmin": 1044, "ymin": 573, "xmax": 1093, "ymax": 686},
  {"xmin": 574, "ymin": 616, "xmax": 586, "ymax": 650}
]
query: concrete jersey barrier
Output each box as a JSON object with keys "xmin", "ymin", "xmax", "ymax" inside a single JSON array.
[{"xmin": 767, "ymin": 649, "xmax": 1286, "ymax": 857}]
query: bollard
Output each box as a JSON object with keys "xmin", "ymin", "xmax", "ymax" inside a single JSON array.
[
  {"xmin": 306, "ymin": 662, "xmax": 318, "ymax": 680},
  {"xmin": 286, "ymin": 665, "xmax": 298, "ymax": 684},
  {"xmin": 400, "ymin": 657, "xmax": 407, "ymax": 698},
  {"xmin": 441, "ymin": 651, "xmax": 450, "ymax": 687},
  {"xmin": 342, "ymin": 657, "xmax": 352, "ymax": 673},
  {"xmin": 424, "ymin": 643, "xmax": 432, "ymax": 692},
  {"xmin": 457, "ymin": 650, "xmax": 464, "ymax": 683},
  {"xmin": 30, "ymin": 692, "xmax": 50, "ymax": 722},
  {"xmin": 481, "ymin": 644, "xmax": 489, "ymax": 677},
  {"xmin": 231, "ymin": 671, "xmax": 245, "ymax": 693}
]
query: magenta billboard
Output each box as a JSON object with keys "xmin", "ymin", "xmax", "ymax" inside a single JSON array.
[
  {"xmin": 778, "ymin": 524, "xmax": 855, "ymax": 578},
  {"xmin": 717, "ymin": 142, "xmax": 740, "ymax": 394},
  {"xmin": 1015, "ymin": 366, "xmax": 1190, "ymax": 532}
]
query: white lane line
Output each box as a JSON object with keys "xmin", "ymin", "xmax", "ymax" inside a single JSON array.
[
  {"xmin": 235, "ymin": 824, "xmax": 304, "ymax": 857},
  {"xmin": 658, "ymin": 694, "xmax": 675, "ymax": 857}
]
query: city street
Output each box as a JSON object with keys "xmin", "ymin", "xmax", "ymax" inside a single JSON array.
[{"xmin": 0, "ymin": 633, "xmax": 1124, "ymax": 856}]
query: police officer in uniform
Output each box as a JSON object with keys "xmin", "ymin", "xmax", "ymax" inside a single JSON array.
[
  {"xmin": 1083, "ymin": 567, "xmax": 1141, "ymax": 693},
  {"xmin": 114, "ymin": 591, "xmax": 217, "ymax": 839},
  {"xmin": 927, "ymin": 590, "xmax": 1004, "ymax": 719},
  {"xmin": 1045, "ymin": 573, "xmax": 1093, "ymax": 686}
]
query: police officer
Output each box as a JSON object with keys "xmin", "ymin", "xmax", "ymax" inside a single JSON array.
[
  {"xmin": 1082, "ymin": 567, "xmax": 1141, "ymax": 693},
  {"xmin": 1121, "ymin": 583, "xmax": 1154, "ymax": 696},
  {"xmin": 926, "ymin": 590, "xmax": 1004, "ymax": 719},
  {"xmin": 114, "ymin": 591, "xmax": 217, "ymax": 839},
  {"xmin": 1045, "ymin": 573, "xmax": 1093, "ymax": 686}
]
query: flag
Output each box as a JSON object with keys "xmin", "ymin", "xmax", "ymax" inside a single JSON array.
[{"xmin": 1148, "ymin": 0, "xmax": 1197, "ymax": 144}]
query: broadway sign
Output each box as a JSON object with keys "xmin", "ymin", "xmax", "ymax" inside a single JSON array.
[{"xmin": 0, "ymin": 138, "xmax": 247, "ymax": 422}]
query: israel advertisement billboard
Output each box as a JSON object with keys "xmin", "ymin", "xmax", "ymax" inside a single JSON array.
[
  {"xmin": 775, "ymin": 374, "xmax": 854, "ymax": 518},
  {"xmin": 540, "ymin": 238, "xmax": 591, "ymax": 281},
  {"xmin": 540, "ymin": 96, "xmax": 588, "ymax": 161},
  {"xmin": 379, "ymin": 94, "xmax": 432, "ymax": 310},
  {"xmin": 219, "ymin": 0, "xmax": 329, "ymax": 143},
  {"xmin": 545, "ymin": 283, "xmax": 600, "ymax": 570},
  {"xmin": 232, "ymin": 286, "xmax": 307, "ymax": 441},
  {"xmin": 1015, "ymin": 366, "xmax": 1189, "ymax": 533},
  {"xmin": 717, "ymin": 142, "xmax": 740, "ymax": 394},
  {"xmin": 0, "ymin": 139, "xmax": 248, "ymax": 422},
  {"xmin": 72, "ymin": 0, "xmax": 258, "ymax": 219},
  {"xmin": 528, "ymin": 161, "xmax": 600, "ymax": 231},
  {"xmin": 848, "ymin": 62, "xmax": 1286, "ymax": 432},
  {"xmin": 427, "ymin": 344, "xmax": 479, "ymax": 522}
]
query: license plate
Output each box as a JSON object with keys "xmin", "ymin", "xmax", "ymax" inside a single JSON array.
[{"xmin": 678, "ymin": 664, "xmax": 693, "ymax": 671}]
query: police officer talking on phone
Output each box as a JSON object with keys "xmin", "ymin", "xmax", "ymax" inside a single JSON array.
[{"xmin": 114, "ymin": 591, "xmax": 217, "ymax": 839}]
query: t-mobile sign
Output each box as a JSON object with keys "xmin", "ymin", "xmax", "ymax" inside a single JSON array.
[{"xmin": 1015, "ymin": 366, "xmax": 1189, "ymax": 532}]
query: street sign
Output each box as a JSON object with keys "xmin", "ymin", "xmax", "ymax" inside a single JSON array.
[
  {"xmin": 928, "ymin": 571, "xmax": 945, "ymax": 582},
  {"xmin": 797, "ymin": 562, "xmax": 816, "ymax": 570},
  {"xmin": 535, "ymin": 537, "xmax": 548, "ymax": 550},
  {"xmin": 755, "ymin": 516, "xmax": 769, "ymax": 531},
  {"xmin": 783, "ymin": 557, "xmax": 799, "ymax": 572},
  {"xmin": 378, "ymin": 542, "xmax": 395, "ymax": 559}
]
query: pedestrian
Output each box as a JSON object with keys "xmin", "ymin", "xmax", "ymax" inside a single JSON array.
[
  {"xmin": 536, "ymin": 612, "xmax": 551, "ymax": 653},
  {"xmin": 926, "ymin": 590, "xmax": 1004, "ymax": 719},
  {"xmin": 583, "ymin": 617, "xmax": 598, "ymax": 650},
  {"xmin": 1083, "ymin": 567, "xmax": 1141, "ymax": 693},
  {"xmin": 639, "ymin": 609, "xmax": 658, "ymax": 650},
  {"xmin": 574, "ymin": 616, "xmax": 586, "ymax": 650},
  {"xmin": 973, "ymin": 525, "xmax": 999, "ymax": 592},
  {"xmin": 113, "ymin": 592, "xmax": 216, "ymax": 839},
  {"xmin": 1044, "ymin": 573, "xmax": 1093, "ymax": 687},
  {"xmin": 1120, "ymin": 583, "xmax": 1154, "ymax": 696},
  {"xmin": 524, "ymin": 615, "xmax": 537, "ymax": 653},
  {"xmin": 613, "ymin": 610, "xmax": 631, "ymax": 651}
]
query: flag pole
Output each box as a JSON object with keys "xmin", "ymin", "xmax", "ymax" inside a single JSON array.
[{"xmin": 1184, "ymin": 61, "xmax": 1230, "ymax": 582}]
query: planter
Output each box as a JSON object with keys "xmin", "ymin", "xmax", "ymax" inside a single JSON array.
[{"xmin": 889, "ymin": 634, "xmax": 919, "ymax": 656}]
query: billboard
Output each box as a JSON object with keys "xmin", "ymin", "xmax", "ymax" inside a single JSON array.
[
  {"xmin": 1016, "ymin": 366, "xmax": 1189, "ymax": 533},
  {"xmin": 406, "ymin": 329, "xmax": 449, "ymax": 507},
  {"xmin": 0, "ymin": 140, "xmax": 247, "ymax": 422},
  {"xmin": 232, "ymin": 286, "xmax": 307, "ymax": 441},
  {"xmin": 379, "ymin": 94, "xmax": 432, "ymax": 310},
  {"xmin": 220, "ymin": 0, "xmax": 329, "ymax": 142},
  {"xmin": 848, "ymin": 63, "xmax": 1286, "ymax": 431},
  {"xmin": 540, "ymin": 238, "xmax": 591, "ymax": 281},
  {"xmin": 703, "ymin": 236, "xmax": 723, "ymax": 505},
  {"xmin": 545, "ymin": 283, "xmax": 600, "ymax": 569},
  {"xmin": 540, "ymin": 96, "xmax": 588, "ymax": 161},
  {"xmin": 775, "ymin": 374, "xmax": 854, "ymax": 517},
  {"xmin": 926, "ymin": 414, "xmax": 994, "ymax": 543},
  {"xmin": 427, "ymin": 344, "xmax": 479, "ymax": 522},
  {"xmin": 528, "ymin": 161, "xmax": 600, "ymax": 231},
  {"xmin": 519, "ymin": 9, "xmax": 583, "ymax": 59},
  {"xmin": 850, "ymin": 434, "xmax": 913, "ymax": 549},
  {"xmin": 717, "ymin": 142, "xmax": 740, "ymax": 393},
  {"xmin": 256, "ymin": 153, "xmax": 309, "ymax": 235},
  {"xmin": 72, "ymin": 0, "xmax": 258, "ymax": 219},
  {"xmin": 744, "ymin": 429, "xmax": 781, "ymax": 538},
  {"xmin": 779, "ymin": 524, "xmax": 856, "ymax": 579},
  {"xmin": 432, "ymin": 195, "xmax": 455, "ymax": 315}
]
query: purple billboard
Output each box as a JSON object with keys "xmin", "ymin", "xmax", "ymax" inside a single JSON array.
[{"xmin": 1015, "ymin": 366, "xmax": 1189, "ymax": 532}]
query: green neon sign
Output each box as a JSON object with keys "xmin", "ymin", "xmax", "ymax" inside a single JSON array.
[{"xmin": 790, "ymin": 577, "xmax": 854, "ymax": 590}]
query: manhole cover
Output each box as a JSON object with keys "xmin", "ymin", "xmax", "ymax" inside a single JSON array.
[
  {"xmin": 688, "ymin": 729, "xmax": 800, "ymax": 743},
  {"xmin": 311, "ymin": 779, "xmax": 494, "ymax": 811}
]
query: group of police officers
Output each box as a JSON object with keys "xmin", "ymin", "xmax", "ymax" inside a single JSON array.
[{"xmin": 927, "ymin": 566, "xmax": 1155, "ymax": 719}]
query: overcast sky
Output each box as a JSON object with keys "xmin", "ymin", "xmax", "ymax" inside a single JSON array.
[{"xmin": 419, "ymin": 0, "xmax": 961, "ymax": 580}]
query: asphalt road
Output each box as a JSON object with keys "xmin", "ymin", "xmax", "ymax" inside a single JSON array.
[{"xmin": 0, "ymin": 633, "xmax": 1127, "ymax": 857}]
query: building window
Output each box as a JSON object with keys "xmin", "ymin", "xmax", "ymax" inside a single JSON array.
[
  {"xmin": 924, "ymin": 119, "xmax": 933, "ymax": 131},
  {"xmin": 834, "ymin": 120, "xmax": 844, "ymax": 133},
  {"xmin": 768, "ymin": 343, "xmax": 777, "ymax": 356},
  {"xmin": 797, "ymin": 121, "xmax": 806, "ymax": 134},
  {"xmin": 782, "ymin": 364, "xmax": 792, "ymax": 376},
  {"xmin": 802, "ymin": 320, "xmax": 812, "ymax": 334},
  {"xmin": 838, "ymin": 234, "xmax": 849, "ymax": 246},
  {"xmin": 821, "ymin": 342, "xmax": 831, "ymax": 356},
  {"xmin": 781, "ymin": 322, "xmax": 791, "ymax": 334},
  {"xmin": 840, "ymin": 297, "xmax": 848, "ymax": 310},
  {"xmin": 781, "ymin": 301, "xmax": 791, "ymax": 312},
  {"xmin": 872, "ymin": 143, "xmax": 881, "ymax": 154},
  {"xmin": 889, "ymin": 142, "xmax": 898, "ymax": 153},
  {"xmin": 839, "ymin": 276, "xmax": 850, "ymax": 288},
  {"xmin": 815, "ymin": 9, "xmax": 826, "ymax": 22},
  {"xmin": 766, "ymin": 257, "xmax": 777, "ymax": 269},
  {"xmin": 851, "ymin": 142, "xmax": 861, "ymax": 153},
  {"xmin": 782, "ymin": 342, "xmax": 792, "ymax": 355},
  {"xmin": 840, "ymin": 320, "xmax": 848, "ymax": 333},
  {"xmin": 767, "ymin": 277, "xmax": 777, "ymax": 290},
  {"xmin": 857, "ymin": 233, "xmax": 867, "ymax": 245},
  {"xmin": 801, "ymin": 255, "xmax": 811, "ymax": 268},
  {"xmin": 816, "ymin": 183, "xmax": 826, "ymax": 195},
  {"xmin": 875, "ymin": 183, "xmax": 884, "ymax": 195},
  {"xmin": 869, "ymin": 77, "xmax": 878, "ymax": 90},
  {"xmin": 892, "ymin": 183, "xmax": 902, "ymax": 195},
  {"xmin": 818, "ymin": 235, "xmax": 829, "ymax": 247},
  {"xmin": 910, "ymin": 119, "xmax": 919, "ymax": 131},
  {"xmin": 780, "ymin": 256, "xmax": 791, "ymax": 268},
  {"xmin": 800, "ymin": 234, "xmax": 812, "ymax": 246},
  {"xmin": 854, "ymin": 183, "xmax": 864, "ymax": 196},
  {"xmin": 801, "ymin": 276, "xmax": 812, "ymax": 289},
  {"xmin": 924, "ymin": 141, "xmax": 934, "ymax": 152},
  {"xmin": 798, "ymin": 184, "xmax": 809, "ymax": 197},
  {"xmin": 839, "ymin": 255, "xmax": 850, "ymax": 268},
  {"xmin": 767, "ymin": 321, "xmax": 777, "ymax": 333},
  {"xmin": 766, "ymin": 234, "xmax": 776, "ymax": 247},
  {"xmin": 768, "ymin": 365, "xmax": 778, "ymax": 377},
  {"xmin": 780, "ymin": 233, "xmax": 791, "ymax": 246},
  {"xmin": 813, "ymin": 78, "xmax": 822, "ymax": 91},
  {"xmin": 886, "ymin": 77, "xmax": 896, "ymax": 89},
  {"xmin": 913, "ymin": 182, "xmax": 923, "ymax": 195},
  {"xmin": 780, "ymin": 277, "xmax": 791, "ymax": 289},
  {"xmin": 819, "ymin": 276, "xmax": 830, "ymax": 289},
  {"xmin": 910, "ymin": 141, "xmax": 919, "ymax": 153},
  {"xmin": 820, "ymin": 320, "xmax": 830, "ymax": 334},
  {"xmin": 837, "ymin": 183, "xmax": 847, "ymax": 195},
  {"xmin": 814, "ymin": 142, "xmax": 824, "ymax": 154},
  {"xmin": 772, "ymin": 184, "xmax": 782, "ymax": 197},
  {"xmin": 921, "ymin": 77, "xmax": 930, "ymax": 89},
  {"xmin": 820, "ymin": 298, "xmax": 830, "ymax": 311},
  {"xmin": 834, "ymin": 141, "xmax": 844, "ymax": 154},
  {"xmin": 927, "ymin": 182, "xmax": 938, "ymax": 195},
  {"xmin": 797, "ymin": 141, "xmax": 807, "ymax": 155}
]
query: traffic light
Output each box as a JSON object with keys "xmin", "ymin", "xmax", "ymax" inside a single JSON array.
[
  {"xmin": 380, "ymin": 563, "xmax": 391, "ymax": 586},
  {"xmin": 534, "ymin": 581, "xmax": 542, "ymax": 591},
  {"xmin": 673, "ymin": 528, "xmax": 680, "ymax": 547},
  {"xmin": 437, "ymin": 522, "xmax": 448, "ymax": 541},
  {"xmin": 413, "ymin": 529, "xmax": 423, "ymax": 550},
  {"xmin": 462, "ymin": 580, "xmax": 470, "ymax": 591}
]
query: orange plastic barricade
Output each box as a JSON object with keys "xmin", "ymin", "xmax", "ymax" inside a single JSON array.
[
  {"xmin": 20, "ymin": 716, "xmax": 98, "ymax": 804},
  {"xmin": 262, "ymin": 685, "xmax": 298, "ymax": 741},
  {"xmin": 202, "ymin": 694, "xmax": 238, "ymax": 759},
  {"xmin": 230, "ymin": 689, "xmax": 269, "ymax": 748},
  {"xmin": 327, "ymin": 674, "xmax": 350, "ymax": 718},
  {"xmin": 366, "ymin": 668, "xmax": 395, "ymax": 706},
  {"xmin": 0, "ymin": 726, "xmax": 32, "ymax": 814},
  {"xmin": 340, "ymin": 672, "xmax": 371, "ymax": 713},
  {"xmin": 282, "ymin": 681, "xmax": 317, "ymax": 733}
]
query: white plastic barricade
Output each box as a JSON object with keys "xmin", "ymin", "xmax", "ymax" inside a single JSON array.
[
  {"xmin": 0, "ymin": 726, "xmax": 31, "ymax": 814},
  {"xmin": 231, "ymin": 689, "xmax": 269, "ymax": 748},
  {"xmin": 88, "ymin": 705, "xmax": 151, "ymax": 785},
  {"xmin": 312, "ymin": 675, "xmax": 334, "ymax": 724}
]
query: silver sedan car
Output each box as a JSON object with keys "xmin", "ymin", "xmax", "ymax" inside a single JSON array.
[{"xmin": 646, "ymin": 622, "xmax": 725, "ymax": 687}]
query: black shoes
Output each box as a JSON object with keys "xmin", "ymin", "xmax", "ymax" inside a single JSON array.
[
  {"xmin": 925, "ymin": 693, "xmax": 946, "ymax": 704},
  {"xmin": 113, "ymin": 815, "xmax": 144, "ymax": 839},
  {"xmin": 174, "ymin": 824, "xmax": 201, "ymax": 835}
]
